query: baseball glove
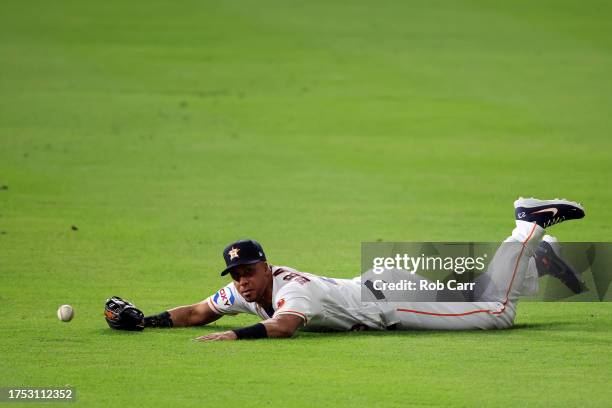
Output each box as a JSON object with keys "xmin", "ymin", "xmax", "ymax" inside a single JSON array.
[{"xmin": 104, "ymin": 296, "xmax": 145, "ymax": 331}]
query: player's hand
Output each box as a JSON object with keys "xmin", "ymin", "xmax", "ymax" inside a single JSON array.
[{"xmin": 194, "ymin": 331, "xmax": 238, "ymax": 341}]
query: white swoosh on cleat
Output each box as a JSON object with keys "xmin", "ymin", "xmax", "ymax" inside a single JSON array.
[{"xmin": 532, "ymin": 208, "xmax": 559, "ymax": 216}]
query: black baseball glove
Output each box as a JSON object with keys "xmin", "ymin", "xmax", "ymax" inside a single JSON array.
[{"xmin": 104, "ymin": 296, "xmax": 145, "ymax": 331}]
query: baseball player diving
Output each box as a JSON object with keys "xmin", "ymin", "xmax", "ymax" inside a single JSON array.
[{"xmin": 104, "ymin": 197, "xmax": 586, "ymax": 340}]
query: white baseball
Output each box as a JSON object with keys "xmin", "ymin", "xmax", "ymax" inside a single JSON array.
[{"xmin": 57, "ymin": 305, "xmax": 74, "ymax": 322}]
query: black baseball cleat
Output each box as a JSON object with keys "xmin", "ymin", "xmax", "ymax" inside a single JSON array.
[
  {"xmin": 514, "ymin": 197, "xmax": 585, "ymax": 228},
  {"xmin": 535, "ymin": 240, "xmax": 584, "ymax": 294}
]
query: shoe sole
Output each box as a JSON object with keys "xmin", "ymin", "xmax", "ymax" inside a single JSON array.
[{"xmin": 514, "ymin": 197, "xmax": 585, "ymax": 212}]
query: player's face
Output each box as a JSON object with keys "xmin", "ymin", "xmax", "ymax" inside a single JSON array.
[{"xmin": 229, "ymin": 261, "xmax": 271, "ymax": 303}]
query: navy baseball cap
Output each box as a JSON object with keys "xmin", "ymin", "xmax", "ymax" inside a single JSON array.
[{"xmin": 221, "ymin": 239, "xmax": 267, "ymax": 276}]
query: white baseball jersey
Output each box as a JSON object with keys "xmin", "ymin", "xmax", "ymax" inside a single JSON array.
[{"xmin": 206, "ymin": 265, "xmax": 388, "ymax": 331}]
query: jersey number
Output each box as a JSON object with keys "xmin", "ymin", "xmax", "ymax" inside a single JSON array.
[{"xmin": 283, "ymin": 272, "xmax": 311, "ymax": 285}]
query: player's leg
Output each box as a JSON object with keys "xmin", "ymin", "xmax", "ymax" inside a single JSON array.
[
  {"xmin": 386, "ymin": 220, "xmax": 540, "ymax": 330},
  {"xmin": 534, "ymin": 235, "xmax": 585, "ymax": 294},
  {"xmin": 514, "ymin": 233, "xmax": 585, "ymax": 297},
  {"xmin": 387, "ymin": 197, "xmax": 585, "ymax": 330},
  {"xmin": 475, "ymin": 220, "xmax": 542, "ymax": 303}
]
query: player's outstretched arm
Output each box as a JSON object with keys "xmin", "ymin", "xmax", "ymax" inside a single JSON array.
[
  {"xmin": 105, "ymin": 296, "xmax": 223, "ymax": 331},
  {"xmin": 194, "ymin": 314, "xmax": 303, "ymax": 341},
  {"xmin": 165, "ymin": 301, "xmax": 222, "ymax": 327}
]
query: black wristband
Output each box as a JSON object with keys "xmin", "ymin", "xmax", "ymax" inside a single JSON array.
[
  {"xmin": 144, "ymin": 311, "xmax": 173, "ymax": 328},
  {"xmin": 232, "ymin": 323, "xmax": 268, "ymax": 340}
]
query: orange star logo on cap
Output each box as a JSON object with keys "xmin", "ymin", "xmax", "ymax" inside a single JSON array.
[{"xmin": 228, "ymin": 247, "xmax": 240, "ymax": 260}]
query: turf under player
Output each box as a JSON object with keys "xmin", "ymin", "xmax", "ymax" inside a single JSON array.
[{"xmin": 104, "ymin": 197, "xmax": 586, "ymax": 340}]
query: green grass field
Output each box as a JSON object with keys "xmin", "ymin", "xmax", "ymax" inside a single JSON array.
[{"xmin": 1, "ymin": 0, "xmax": 611, "ymax": 406}]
